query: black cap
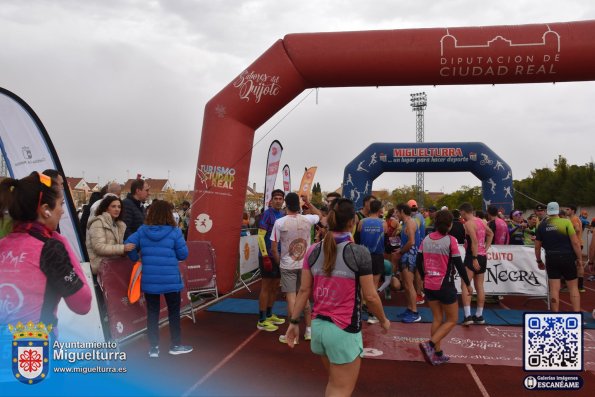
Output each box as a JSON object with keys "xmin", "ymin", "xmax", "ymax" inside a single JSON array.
[
  {"xmin": 428, "ymin": 206, "xmax": 437, "ymax": 212},
  {"xmin": 285, "ymin": 192, "xmax": 300, "ymax": 212},
  {"xmin": 535, "ymin": 204, "xmax": 546, "ymax": 211}
]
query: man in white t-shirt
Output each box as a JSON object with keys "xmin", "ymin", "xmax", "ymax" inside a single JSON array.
[{"xmin": 271, "ymin": 192, "xmax": 320, "ymax": 343}]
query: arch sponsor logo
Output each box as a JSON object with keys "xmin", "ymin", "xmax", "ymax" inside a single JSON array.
[
  {"xmin": 439, "ymin": 26, "xmax": 561, "ymax": 79},
  {"xmin": 197, "ymin": 164, "xmax": 235, "ymax": 191},
  {"xmin": 233, "ymin": 70, "xmax": 281, "ymax": 103},
  {"xmin": 195, "ymin": 213, "xmax": 213, "ymax": 234}
]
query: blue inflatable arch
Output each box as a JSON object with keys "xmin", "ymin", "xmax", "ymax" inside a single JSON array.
[{"xmin": 343, "ymin": 142, "xmax": 513, "ymax": 213}]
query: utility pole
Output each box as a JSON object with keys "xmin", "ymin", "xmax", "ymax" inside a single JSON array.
[{"xmin": 410, "ymin": 92, "xmax": 427, "ymax": 207}]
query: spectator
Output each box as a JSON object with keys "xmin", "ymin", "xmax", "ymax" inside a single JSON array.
[
  {"xmin": 122, "ymin": 178, "xmax": 149, "ymax": 240},
  {"xmin": 125, "ymin": 200, "xmax": 191, "ymax": 358},
  {"xmin": 80, "ymin": 191, "xmax": 103, "ymax": 242},
  {"xmin": 89, "ymin": 181, "xmax": 122, "ymax": 223},
  {"xmin": 0, "ymin": 172, "xmax": 91, "ymax": 332},
  {"xmin": 507, "ymin": 210, "xmax": 526, "ymax": 245},
  {"xmin": 86, "ymin": 196, "xmax": 135, "ymax": 275},
  {"xmin": 534, "ymin": 203, "xmax": 547, "ymax": 222},
  {"xmin": 523, "ymin": 214, "xmax": 538, "ymax": 246},
  {"xmin": 179, "ymin": 200, "xmax": 191, "ymax": 240}
]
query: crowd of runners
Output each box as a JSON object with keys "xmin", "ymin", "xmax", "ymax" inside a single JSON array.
[{"xmin": 252, "ymin": 189, "xmax": 594, "ymax": 395}]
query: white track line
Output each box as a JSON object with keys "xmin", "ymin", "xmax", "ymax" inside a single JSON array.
[
  {"xmin": 558, "ymin": 298, "xmax": 587, "ymax": 313},
  {"xmin": 182, "ymin": 329, "xmax": 261, "ymax": 397},
  {"xmin": 466, "ymin": 364, "xmax": 491, "ymax": 397},
  {"xmin": 583, "ymin": 285, "xmax": 595, "ymax": 292}
]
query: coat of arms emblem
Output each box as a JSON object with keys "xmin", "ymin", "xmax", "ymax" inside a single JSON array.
[{"xmin": 9, "ymin": 321, "xmax": 52, "ymax": 385}]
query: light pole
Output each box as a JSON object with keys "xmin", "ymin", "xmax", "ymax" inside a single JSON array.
[{"xmin": 410, "ymin": 92, "xmax": 427, "ymax": 207}]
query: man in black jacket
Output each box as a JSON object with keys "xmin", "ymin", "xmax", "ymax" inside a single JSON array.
[{"xmin": 122, "ymin": 179, "xmax": 149, "ymax": 240}]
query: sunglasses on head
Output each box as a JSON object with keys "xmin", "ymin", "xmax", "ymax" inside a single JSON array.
[{"xmin": 37, "ymin": 172, "xmax": 52, "ymax": 211}]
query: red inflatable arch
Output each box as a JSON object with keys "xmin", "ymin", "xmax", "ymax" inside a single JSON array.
[{"xmin": 191, "ymin": 20, "xmax": 595, "ymax": 293}]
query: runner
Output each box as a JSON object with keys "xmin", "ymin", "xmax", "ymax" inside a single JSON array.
[
  {"xmin": 417, "ymin": 210, "xmax": 471, "ymax": 365},
  {"xmin": 394, "ymin": 203, "xmax": 422, "ymax": 323},
  {"xmin": 535, "ymin": 202, "xmax": 583, "ymax": 312},
  {"xmin": 357, "ymin": 199, "xmax": 387, "ymax": 324},
  {"xmin": 285, "ymin": 198, "xmax": 389, "ymax": 397},
  {"xmin": 271, "ymin": 193, "xmax": 320, "ymax": 343},
  {"xmin": 256, "ymin": 189, "xmax": 286, "ymax": 331},
  {"xmin": 487, "ymin": 205, "xmax": 509, "ymax": 245},
  {"xmin": 459, "ymin": 202, "xmax": 494, "ymax": 326}
]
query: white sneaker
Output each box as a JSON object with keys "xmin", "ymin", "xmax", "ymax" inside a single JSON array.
[
  {"xmin": 367, "ymin": 315, "xmax": 379, "ymax": 324},
  {"xmin": 279, "ymin": 334, "xmax": 297, "ymax": 344},
  {"xmin": 304, "ymin": 329, "xmax": 311, "ymax": 341}
]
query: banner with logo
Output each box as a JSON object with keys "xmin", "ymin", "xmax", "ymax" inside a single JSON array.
[
  {"xmin": 454, "ymin": 245, "xmax": 548, "ymax": 296},
  {"xmin": 282, "ymin": 164, "xmax": 291, "ymax": 195},
  {"xmin": 298, "ymin": 166, "xmax": 317, "ymax": 200},
  {"xmin": 0, "ymin": 87, "xmax": 84, "ymax": 261},
  {"xmin": 239, "ymin": 235, "xmax": 259, "ymax": 275},
  {"xmin": 263, "ymin": 140, "xmax": 283, "ymax": 208}
]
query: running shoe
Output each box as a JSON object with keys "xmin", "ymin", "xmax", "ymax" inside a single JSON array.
[
  {"xmin": 587, "ymin": 275, "xmax": 595, "ymax": 282},
  {"xmin": 257, "ymin": 320, "xmax": 279, "ymax": 332},
  {"xmin": 579, "ymin": 287, "xmax": 586, "ymax": 293},
  {"xmin": 169, "ymin": 345, "xmax": 193, "ymax": 355},
  {"xmin": 266, "ymin": 314, "xmax": 286, "ymax": 325},
  {"xmin": 396, "ymin": 308, "xmax": 412, "ymax": 319},
  {"xmin": 416, "ymin": 293, "xmax": 425, "ymax": 305},
  {"xmin": 432, "ymin": 353, "xmax": 451, "ymax": 365},
  {"xmin": 304, "ymin": 329, "xmax": 311, "ymax": 341},
  {"xmin": 473, "ymin": 315, "xmax": 485, "ymax": 325},
  {"xmin": 402, "ymin": 311, "xmax": 422, "ymax": 323},
  {"xmin": 462, "ymin": 315, "xmax": 474, "ymax": 326},
  {"xmin": 279, "ymin": 334, "xmax": 298, "ymax": 344},
  {"xmin": 367, "ymin": 315, "xmax": 380, "ymax": 324},
  {"xmin": 419, "ymin": 341, "xmax": 435, "ymax": 365},
  {"xmin": 148, "ymin": 346, "xmax": 159, "ymax": 358}
]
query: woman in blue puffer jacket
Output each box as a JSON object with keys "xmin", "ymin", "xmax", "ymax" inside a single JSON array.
[{"xmin": 125, "ymin": 199, "xmax": 191, "ymax": 358}]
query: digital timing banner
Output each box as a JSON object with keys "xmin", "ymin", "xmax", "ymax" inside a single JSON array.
[
  {"xmin": 0, "ymin": 88, "xmax": 84, "ymax": 261},
  {"xmin": 454, "ymin": 245, "xmax": 548, "ymax": 296},
  {"xmin": 263, "ymin": 140, "xmax": 283, "ymax": 208},
  {"xmin": 282, "ymin": 164, "xmax": 291, "ymax": 195},
  {"xmin": 298, "ymin": 166, "xmax": 317, "ymax": 200}
]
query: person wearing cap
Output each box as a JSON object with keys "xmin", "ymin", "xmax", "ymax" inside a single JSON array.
[
  {"xmin": 535, "ymin": 202, "xmax": 583, "ymax": 312},
  {"xmin": 256, "ymin": 189, "xmax": 286, "ymax": 332},
  {"xmin": 507, "ymin": 210, "xmax": 527, "ymax": 245},
  {"xmin": 270, "ymin": 193, "xmax": 321, "ymax": 343},
  {"xmin": 534, "ymin": 204, "xmax": 547, "ymax": 222},
  {"xmin": 424, "ymin": 206, "xmax": 437, "ymax": 236}
]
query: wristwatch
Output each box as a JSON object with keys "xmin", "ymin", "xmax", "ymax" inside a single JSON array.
[
  {"xmin": 536, "ymin": 259, "xmax": 543, "ymax": 263},
  {"xmin": 289, "ymin": 318, "xmax": 300, "ymax": 324},
  {"xmin": 472, "ymin": 256, "xmax": 478, "ymax": 260}
]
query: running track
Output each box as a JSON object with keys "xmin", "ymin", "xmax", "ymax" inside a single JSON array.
[{"xmin": 121, "ymin": 281, "xmax": 595, "ymax": 397}]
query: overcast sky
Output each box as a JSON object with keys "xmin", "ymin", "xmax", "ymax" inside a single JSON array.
[{"xmin": 1, "ymin": 1, "xmax": 594, "ymax": 195}]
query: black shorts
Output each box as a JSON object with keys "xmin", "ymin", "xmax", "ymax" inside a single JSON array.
[
  {"xmin": 259, "ymin": 256, "xmax": 281, "ymax": 279},
  {"xmin": 545, "ymin": 253, "xmax": 577, "ymax": 280},
  {"xmin": 424, "ymin": 285, "xmax": 457, "ymax": 305},
  {"xmin": 371, "ymin": 253, "xmax": 385, "ymax": 276},
  {"xmin": 464, "ymin": 254, "xmax": 487, "ymax": 274}
]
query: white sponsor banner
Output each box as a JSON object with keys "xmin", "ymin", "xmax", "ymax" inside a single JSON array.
[
  {"xmin": 263, "ymin": 140, "xmax": 283, "ymax": 208},
  {"xmin": 0, "ymin": 90, "xmax": 83, "ymax": 261},
  {"xmin": 239, "ymin": 235, "xmax": 259, "ymax": 275},
  {"xmin": 282, "ymin": 164, "xmax": 291, "ymax": 195},
  {"xmin": 454, "ymin": 245, "xmax": 547, "ymax": 296}
]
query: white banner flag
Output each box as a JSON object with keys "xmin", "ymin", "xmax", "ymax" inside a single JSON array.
[
  {"xmin": 454, "ymin": 245, "xmax": 548, "ymax": 296},
  {"xmin": 282, "ymin": 164, "xmax": 291, "ymax": 195},
  {"xmin": 0, "ymin": 88, "xmax": 84, "ymax": 261},
  {"xmin": 263, "ymin": 140, "xmax": 283, "ymax": 208}
]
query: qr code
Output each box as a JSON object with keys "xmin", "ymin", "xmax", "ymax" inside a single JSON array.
[{"xmin": 524, "ymin": 313, "xmax": 583, "ymax": 371}]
